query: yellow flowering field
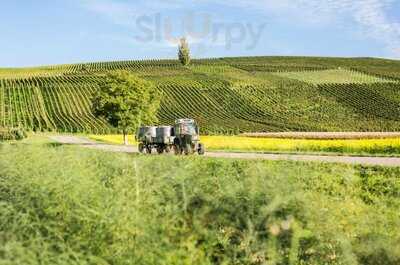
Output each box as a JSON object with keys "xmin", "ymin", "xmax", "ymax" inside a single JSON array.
[
  {"xmin": 89, "ymin": 135, "xmax": 400, "ymax": 155},
  {"xmin": 201, "ymin": 136, "xmax": 400, "ymax": 154}
]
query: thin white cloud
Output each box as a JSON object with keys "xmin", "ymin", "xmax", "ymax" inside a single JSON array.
[
  {"xmin": 81, "ymin": 0, "xmax": 137, "ymax": 26},
  {"xmin": 217, "ymin": 0, "xmax": 400, "ymax": 57},
  {"xmin": 80, "ymin": 0, "xmax": 188, "ymax": 25},
  {"xmin": 79, "ymin": 0, "xmax": 400, "ymax": 57},
  {"xmin": 80, "ymin": 0, "xmax": 230, "ymax": 49},
  {"xmin": 352, "ymin": 0, "xmax": 400, "ymax": 57}
]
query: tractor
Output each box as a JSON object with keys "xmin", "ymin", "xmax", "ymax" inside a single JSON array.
[
  {"xmin": 173, "ymin": 119, "xmax": 205, "ymax": 155},
  {"xmin": 136, "ymin": 119, "xmax": 205, "ymax": 155}
]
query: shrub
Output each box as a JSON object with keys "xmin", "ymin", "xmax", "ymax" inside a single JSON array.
[{"xmin": 0, "ymin": 128, "xmax": 27, "ymax": 141}]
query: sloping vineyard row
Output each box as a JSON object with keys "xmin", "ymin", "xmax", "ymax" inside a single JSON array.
[
  {"xmin": 349, "ymin": 67, "xmax": 400, "ymax": 81},
  {"xmin": 230, "ymin": 82, "xmax": 399, "ymax": 131},
  {"xmin": 221, "ymin": 56, "xmax": 400, "ymax": 80},
  {"xmin": 1, "ymin": 56, "xmax": 399, "ymax": 78},
  {"xmin": 0, "ymin": 56, "xmax": 399, "ymax": 133},
  {"xmin": 157, "ymin": 83, "xmax": 269, "ymax": 133},
  {"xmin": 0, "ymin": 77, "xmax": 113, "ymax": 133},
  {"xmin": 0, "ymin": 80, "xmax": 5, "ymax": 127},
  {"xmin": 318, "ymin": 83, "xmax": 400, "ymax": 124},
  {"xmin": 197, "ymin": 79, "xmax": 302, "ymax": 131},
  {"xmin": 273, "ymin": 69, "xmax": 394, "ymax": 84}
]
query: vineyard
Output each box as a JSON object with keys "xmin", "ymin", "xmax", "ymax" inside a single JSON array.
[{"xmin": 0, "ymin": 56, "xmax": 399, "ymax": 133}]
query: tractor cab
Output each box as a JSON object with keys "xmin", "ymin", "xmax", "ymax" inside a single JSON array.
[
  {"xmin": 173, "ymin": 119, "xmax": 204, "ymax": 155},
  {"xmin": 174, "ymin": 118, "xmax": 199, "ymax": 136}
]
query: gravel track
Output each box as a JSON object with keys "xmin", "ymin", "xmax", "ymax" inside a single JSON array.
[{"xmin": 50, "ymin": 136, "xmax": 400, "ymax": 167}]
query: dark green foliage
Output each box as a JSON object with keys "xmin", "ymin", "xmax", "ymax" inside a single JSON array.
[
  {"xmin": 0, "ymin": 128, "xmax": 27, "ymax": 141},
  {"xmin": 1, "ymin": 144, "xmax": 400, "ymax": 264},
  {"xmin": 92, "ymin": 71, "xmax": 160, "ymax": 140},
  {"xmin": 319, "ymin": 83, "xmax": 400, "ymax": 122},
  {"xmin": 358, "ymin": 166, "xmax": 400, "ymax": 205}
]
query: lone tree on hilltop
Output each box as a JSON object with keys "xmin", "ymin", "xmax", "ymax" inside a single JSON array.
[
  {"xmin": 178, "ymin": 37, "xmax": 191, "ymax": 66},
  {"xmin": 92, "ymin": 71, "xmax": 160, "ymax": 145}
]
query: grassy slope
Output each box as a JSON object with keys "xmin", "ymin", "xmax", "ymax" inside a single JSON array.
[
  {"xmin": 0, "ymin": 56, "xmax": 399, "ymax": 133},
  {"xmin": 0, "ymin": 141, "xmax": 399, "ymax": 264},
  {"xmin": 273, "ymin": 69, "xmax": 394, "ymax": 84}
]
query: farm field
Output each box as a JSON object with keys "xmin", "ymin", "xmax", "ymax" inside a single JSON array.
[
  {"xmin": 1, "ymin": 139, "xmax": 400, "ymax": 264},
  {"xmin": 89, "ymin": 134, "xmax": 400, "ymax": 156},
  {"xmin": 0, "ymin": 56, "xmax": 399, "ymax": 134}
]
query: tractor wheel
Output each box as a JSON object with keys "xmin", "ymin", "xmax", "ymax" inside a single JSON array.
[
  {"xmin": 146, "ymin": 146, "xmax": 152, "ymax": 155},
  {"xmin": 157, "ymin": 146, "xmax": 164, "ymax": 154},
  {"xmin": 138, "ymin": 143, "xmax": 144, "ymax": 154},
  {"xmin": 165, "ymin": 146, "xmax": 171, "ymax": 153},
  {"xmin": 198, "ymin": 143, "xmax": 205, "ymax": 155},
  {"xmin": 184, "ymin": 144, "xmax": 192, "ymax": 155},
  {"xmin": 174, "ymin": 145, "xmax": 183, "ymax": 155}
]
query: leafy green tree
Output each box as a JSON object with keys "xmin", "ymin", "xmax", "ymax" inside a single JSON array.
[
  {"xmin": 92, "ymin": 71, "xmax": 160, "ymax": 145},
  {"xmin": 178, "ymin": 37, "xmax": 191, "ymax": 66}
]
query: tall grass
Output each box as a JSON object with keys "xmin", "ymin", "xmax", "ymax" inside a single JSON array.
[{"xmin": 0, "ymin": 143, "xmax": 399, "ymax": 264}]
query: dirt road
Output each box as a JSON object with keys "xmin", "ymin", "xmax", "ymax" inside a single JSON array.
[
  {"xmin": 50, "ymin": 136, "xmax": 137, "ymax": 153},
  {"xmin": 50, "ymin": 136, "xmax": 400, "ymax": 167}
]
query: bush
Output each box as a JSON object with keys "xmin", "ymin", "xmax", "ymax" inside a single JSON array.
[
  {"xmin": 0, "ymin": 128, "xmax": 28, "ymax": 141},
  {"xmin": 0, "ymin": 144, "xmax": 399, "ymax": 264}
]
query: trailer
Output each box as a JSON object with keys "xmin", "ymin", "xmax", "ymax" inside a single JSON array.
[{"xmin": 136, "ymin": 126, "xmax": 157, "ymax": 154}]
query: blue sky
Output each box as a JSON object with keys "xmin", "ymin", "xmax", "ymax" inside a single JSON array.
[{"xmin": 1, "ymin": 0, "xmax": 399, "ymax": 67}]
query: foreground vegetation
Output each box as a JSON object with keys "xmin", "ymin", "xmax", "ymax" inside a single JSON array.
[
  {"xmin": 89, "ymin": 135, "xmax": 400, "ymax": 156},
  {"xmin": 0, "ymin": 56, "xmax": 399, "ymax": 133},
  {"xmin": 1, "ymin": 141, "xmax": 399, "ymax": 264},
  {"xmin": 0, "ymin": 127, "xmax": 27, "ymax": 141}
]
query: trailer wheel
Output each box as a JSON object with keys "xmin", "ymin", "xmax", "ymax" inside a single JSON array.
[
  {"xmin": 138, "ymin": 143, "xmax": 144, "ymax": 153},
  {"xmin": 165, "ymin": 146, "xmax": 171, "ymax": 153},
  {"xmin": 198, "ymin": 143, "xmax": 205, "ymax": 155},
  {"xmin": 184, "ymin": 144, "xmax": 191, "ymax": 155},
  {"xmin": 173, "ymin": 145, "xmax": 181, "ymax": 155},
  {"xmin": 157, "ymin": 146, "xmax": 164, "ymax": 154},
  {"xmin": 146, "ymin": 146, "xmax": 152, "ymax": 154}
]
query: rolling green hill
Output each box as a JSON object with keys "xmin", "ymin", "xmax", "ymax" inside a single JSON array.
[{"xmin": 0, "ymin": 56, "xmax": 399, "ymax": 134}]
